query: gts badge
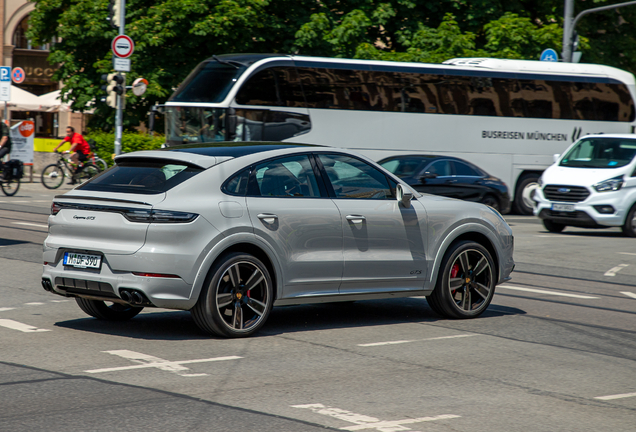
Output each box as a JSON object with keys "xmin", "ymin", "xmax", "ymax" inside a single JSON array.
[
  {"xmin": 410, "ymin": 270, "xmax": 422, "ymax": 275},
  {"xmin": 73, "ymin": 215, "xmax": 95, "ymax": 220}
]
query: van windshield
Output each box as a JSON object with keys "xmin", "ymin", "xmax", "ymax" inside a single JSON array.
[{"xmin": 560, "ymin": 138, "xmax": 636, "ymax": 168}]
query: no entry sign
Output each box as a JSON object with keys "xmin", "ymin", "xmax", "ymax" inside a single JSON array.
[{"xmin": 112, "ymin": 35, "xmax": 134, "ymax": 58}]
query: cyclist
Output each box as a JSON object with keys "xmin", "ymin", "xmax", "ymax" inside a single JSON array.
[
  {"xmin": 53, "ymin": 127, "xmax": 90, "ymax": 181},
  {"xmin": 0, "ymin": 121, "xmax": 11, "ymax": 177}
]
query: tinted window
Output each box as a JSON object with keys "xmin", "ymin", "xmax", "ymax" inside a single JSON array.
[
  {"xmin": 170, "ymin": 61, "xmax": 245, "ymax": 103},
  {"xmin": 79, "ymin": 160, "xmax": 202, "ymax": 194},
  {"xmin": 236, "ymin": 67, "xmax": 305, "ymax": 107},
  {"xmin": 251, "ymin": 155, "xmax": 321, "ymax": 197},
  {"xmin": 453, "ymin": 161, "xmax": 481, "ymax": 176},
  {"xmin": 318, "ymin": 154, "xmax": 393, "ymax": 199},
  {"xmin": 425, "ymin": 160, "xmax": 451, "ymax": 176},
  {"xmin": 223, "ymin": 168, "xmax": 250, "ymax": 196},
  {"xmin": 380, "ymin": 157, "xmax": 427, "ymax": 177}
]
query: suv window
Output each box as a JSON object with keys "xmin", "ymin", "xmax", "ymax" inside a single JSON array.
[
  {"xmin": 251, "ymin": 155, "xmax": 321, "ymax": 197},
  {"xmin": 318, "ymin": 154, "xmax": 393, "ymax": 199},
  {"xmin": 78, "ymin": 159, "xmax": 202, "ymax": 194}
]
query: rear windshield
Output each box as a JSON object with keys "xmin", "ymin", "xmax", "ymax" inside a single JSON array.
[
  {"xmin": 560, "ymin": 138, "xmax": 636, "ymax": 168},
  {"xmin": 78, "ymin": 159, "xmax": 203, "ymax": 194}
]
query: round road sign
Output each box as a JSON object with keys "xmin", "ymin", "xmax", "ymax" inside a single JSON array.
[
  {"xmin": 11, "ymin": 67, "xmax": 25, "ymax": 84},
  {"xmin": 112, "ymin": 35, "xmax": 134, "ymax": 58}
]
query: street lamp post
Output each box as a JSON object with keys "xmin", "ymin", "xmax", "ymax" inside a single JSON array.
[{"xmin": 562, "ymin": 0, "xmax": 636, "ymax": 63}]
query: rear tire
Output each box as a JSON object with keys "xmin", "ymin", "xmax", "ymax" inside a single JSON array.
[
  {"xmin": 75, "ymin": 297, "xmax": 143, "ymax": 321},
  {"xmin": 622, "ymin": 205, "xmax": 636, "ymax": 237},
  {"xmin": 191, "ymin": 252, "xmax": 273, "ymax": 338},
  {"xmin": 514, "ymin": 174, "xmax": 540, "ymax": 215},
  {"xmin": 76, "ymin": 163, "xmax": 99, "ymax": 184},
  {"xmin": 482, "ymin": 194, "xmax": 500, "ymax": 212},
  {"xmin": 427, "ymin": 240, "xmax": 496, "ymax": 319},
  {"xmin": 1, "ymin": 178, "xmax": 20, "ymax": 196},
  {"xmin": 41, "ymin": 164, "xmax": 65, "ymax": 189},
  {"xmin": 543, "ymin": 219, "xmax": 566, "ymax": 233}
]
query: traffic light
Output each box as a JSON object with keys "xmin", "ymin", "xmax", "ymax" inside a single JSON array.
[
  {"xmin": 101, "ymin": 73, "xmax": 126, "ymax": 108},
  {"xmin": 108, "ymin": 0, "xmax": 122, "ymax": 29}
]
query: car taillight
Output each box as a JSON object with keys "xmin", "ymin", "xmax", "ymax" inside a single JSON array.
[
  {"xmin": 133, "ymin": 272, "xmax": 181, "ymax": 278},
  {"xmin": 122, "ymin": 209, "xmax": 198, "ymax": 223},
  {"xmin": 51, "ymin": 202, "xmax": 61, "ymax": 215}
]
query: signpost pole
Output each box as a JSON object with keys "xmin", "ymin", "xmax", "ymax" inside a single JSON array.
[{"xmin": 114, "ymin": 0, "xmax": 126, "ymax": 156}]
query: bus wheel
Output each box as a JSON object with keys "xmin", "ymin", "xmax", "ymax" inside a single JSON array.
[{"xmin": 514, "ymin": 174, "xmax": 540, "ymax": 215}]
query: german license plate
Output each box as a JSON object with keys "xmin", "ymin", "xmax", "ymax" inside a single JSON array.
[
  {"xmin": 63, "ymin": 252, "xmax": 101, "ymax": 269},
  {"xmin": 552, "ymin": 203, "xmax": 575, "ymax": 212}
]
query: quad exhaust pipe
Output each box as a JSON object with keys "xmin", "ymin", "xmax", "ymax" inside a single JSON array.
[{"xmin": 119, "ymin": 289, "xmax": 150, "ymax": 306}]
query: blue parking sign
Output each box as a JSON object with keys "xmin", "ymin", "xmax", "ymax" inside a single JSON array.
[{"xmin": 0, "ymin": 66, "xmax": 11, "ymax": 101}]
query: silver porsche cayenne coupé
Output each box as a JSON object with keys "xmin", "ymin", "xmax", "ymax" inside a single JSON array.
[{"xmin": 42, "ymin": 143, "xmax": 514, "ymax": 337}]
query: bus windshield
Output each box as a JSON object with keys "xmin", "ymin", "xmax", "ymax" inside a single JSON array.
[
  {"xmin": 164, "ymin": 107, "xmax": 229, "ymax": 146},
  {"xmin": 169, "ymin": 60, "xmax": 246, "ymax": 103},
  {"xmin": 560, "ymin": 137, "xmax": 636, "ymax": 168}
]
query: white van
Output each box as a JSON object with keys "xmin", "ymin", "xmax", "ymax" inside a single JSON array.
[{"xmin": 533, "ymin": 134, "xmax": 636, "ymax": 237}]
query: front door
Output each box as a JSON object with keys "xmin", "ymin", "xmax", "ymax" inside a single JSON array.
[{"xmin": 316, "ymin": 153, "xmax": 428, "ymax": 294}]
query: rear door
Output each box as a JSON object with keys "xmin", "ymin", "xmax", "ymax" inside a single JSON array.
[{"xmin": 246, "ymin": 154, "xmax": 343, "ymax": 299}]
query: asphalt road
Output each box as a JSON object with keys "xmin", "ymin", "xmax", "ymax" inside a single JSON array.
[{"xmin": 0, "ymin": 183, "xmax": 634, "ymax": 431}]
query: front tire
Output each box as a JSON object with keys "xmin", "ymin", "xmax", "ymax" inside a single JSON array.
[
  {"xmin": 191, "ymin": 252, "xmax": 273, "ymax": 338},
  {"xmin": 482, "ymin": 194, "xmax": 500, "ymax": 212},
  {"xmin": 41, "ymin": 164, "xmax": 65, "ymax": 189},
  {"xmin": 75, "ymin": 297, "xmax": 143, "ymax": 321},
  {"xmin": 543, "ymin": 219, "xmax": 566, "ymax": 233},
  {"xmin": 427, "ymin": 241, "xmax": 496, "ymax": 319},
  {"xmin": 622, "ymin": 205, "xmax": 636, "ymax": 237},
  {"xmin": 1, "ymin": 178, "xmax": 20, "ymax": 196}
]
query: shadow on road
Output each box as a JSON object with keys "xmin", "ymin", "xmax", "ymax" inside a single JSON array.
[{"xmin": 54, "ymin": 298, "xmax": 526, "ymax": 340}]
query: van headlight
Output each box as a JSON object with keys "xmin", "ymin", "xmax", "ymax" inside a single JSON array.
[{"xmin": 593, "ymin": 175, "xmax": 624, "ymax": 192}]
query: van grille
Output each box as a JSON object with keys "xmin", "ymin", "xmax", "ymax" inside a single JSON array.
[{"xmin": 543, "ymin": 185, "xmax": 590, "ymax": 202}]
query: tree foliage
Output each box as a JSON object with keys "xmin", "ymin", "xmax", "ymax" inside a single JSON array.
[{"xmin": 27, "ymin": 1, "xmax": 636, "ymax": 131}]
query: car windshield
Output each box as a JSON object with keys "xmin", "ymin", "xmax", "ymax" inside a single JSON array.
[
  {"xmin": 163, "ymin": 107, "xmax": 229, "ymax": 146},
  {"xmin": 560, "ymin": 138, "xmax": 636, "ymax": 168},
  {"xmin": 78, "ymin": 159, "xmax": 203, "ymax": 195},
  {"xmin": 380, "ymin": 157, "xmax": 429, "ymax": 177}
]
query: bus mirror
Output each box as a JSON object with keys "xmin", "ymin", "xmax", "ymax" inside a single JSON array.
[
  {"xmin": 553, "ymin": 154, "xmax": 560, "ymax": 163},
  {"xmin": 226, "ymin": 108, "xmax": 237, "ymax": 141},
  {"xmin": 396, "ymin": 184, "xmax": 413, "ymax": 207}
]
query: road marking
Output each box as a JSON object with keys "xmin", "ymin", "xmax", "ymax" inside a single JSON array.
[
  {"xmin": 498, "ymin": 285, "xmax": 599, "ymax": 299},
  {"xmin": 605, "ymin": 264, "xmax": 629, "ymax": 276},
  {"xmin": 12, "ymin": 222, "xmax": 48, "ymax": 229},
  {"xmin": 618, "ymin": 252, "xmax": 636, "ymax": 256},
  {"xmin": 594, "ymin": 392, "xmax": 636, "ymax": 401},
  {"xmin": 50, "ymin": 300, "xmax": 71, "ymax": 303},
  {"xmin": 0, "ymin": 307, "xmax": 15, "ymax": 312},
  {"xmin": 85, "ymin": 350, "xmax": 242, "ymax": 377},
  {"xmin": 0, "ymin": 319, "xmax": 50, "ymax": 333},
  {"xmin": 292, "ymin": 404, "xmax": 460, "ymax": 431},
  {"xmin": 359, "ymin": 334, "xmax": 477, "ymax": 347},
  {"xmin": 25, "ymin": 302, "xmax": 45, "ymax": 306},
  {"xmin": 620, "ymin": 292, "xmax": 636, "ymax": 299}
]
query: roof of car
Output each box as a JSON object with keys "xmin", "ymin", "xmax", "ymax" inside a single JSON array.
[{"xmin": 164, "ymin": 142, "xmax": 318, "ymax": 158}]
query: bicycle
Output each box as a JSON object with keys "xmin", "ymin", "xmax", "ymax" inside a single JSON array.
[
  {"xmin": 86, "ymin": 138, "xmax": 109, "ymax": 172},
  {"xmin": 0, "ymin": 160, "xmax": 20, "ymax": 196},
  {"xmin": 41, "ymin": 151, "xmax": 100, "ymax": 189}
]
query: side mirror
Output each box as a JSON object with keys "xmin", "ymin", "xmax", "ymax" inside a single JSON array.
[
  {"xmin": 420, "ymin": 172, "xmax": 437, "ymax": 184},
  {"xmin": 396, "ymin": 184, "xmax": 413, "ymax": 207},
  {"xmin": 553, "ymin": 154, "xmax": 560, "ymax": 164}
]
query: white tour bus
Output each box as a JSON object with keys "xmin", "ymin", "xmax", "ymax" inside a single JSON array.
[{"xmin": 157, "ymin": 54, "xmax": 636, "ymax": 214}]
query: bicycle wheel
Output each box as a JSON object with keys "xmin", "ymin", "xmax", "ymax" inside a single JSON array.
[
  {"xmin": 1, "ymin": 178, "xmax": 20, "ymax": 196},
  {"xmin": 41, "ymin": 163, "xmax": 65, "ymax": 189},
  {"xmin": 76, "ymin": 163, "xmax": 100, "ymax": 184},
  {"xmin": 94, "ymin": 157, "xmax": 108, "ymax": 172}
]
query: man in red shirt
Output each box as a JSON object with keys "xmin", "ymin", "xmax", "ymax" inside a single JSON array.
[{"xmin": 53, "ymin": 126, "xmax": 91, "ymax": 166}]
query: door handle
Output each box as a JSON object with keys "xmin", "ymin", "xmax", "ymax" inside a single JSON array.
[
  {"xmin": 257, "ymin": 213, "xmax": 278, "ymax": 224},
  {"xmin": 346, "ymin": 215, "xmax": 366, "ymax": 224}
]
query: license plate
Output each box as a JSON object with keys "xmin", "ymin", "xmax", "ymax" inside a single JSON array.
[
  {"xmin": 552, "ymin": 203, "xmax": 575, "ymax": 212},
  {"xmin": 63, "ymin": 252, "xmax": 102, "ymax": 269}
]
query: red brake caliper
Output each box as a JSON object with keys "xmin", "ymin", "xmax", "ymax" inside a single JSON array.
[{"xmin": 450, "ymin": 263, "xmax": 460, "ymax": 294}]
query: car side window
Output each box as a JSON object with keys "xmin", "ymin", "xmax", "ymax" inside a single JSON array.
[
  {"xmin": 223, "ymin": 168, "xmax": 250, "ymax": 196},
  {"xmin": 317, "ymin": 154, "xmax": 393, "ymax": 199},
  {"xmin": 424, "ymin": 160, "xmax": 451, "ymax": 176},
  {"xmin": 452, "ymin": 161, "xmax": 481, "ymax": 177},
  {"xmin": 251, "ymin": 155, "xmax": 321, "ymax": 197}
]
